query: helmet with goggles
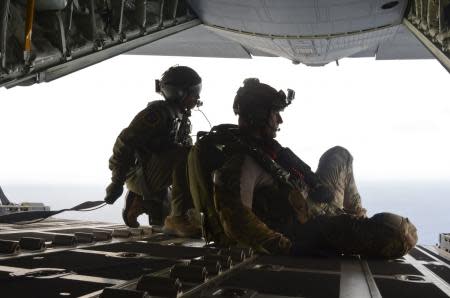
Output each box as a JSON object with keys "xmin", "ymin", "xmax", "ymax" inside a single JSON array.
[
  {"xmin": 155, "ymin": 66, "xmax": 202, "ymax": 105},
  {"xmin": 233, "ymin": 78, "xmax": 294, "ymax": 126}
]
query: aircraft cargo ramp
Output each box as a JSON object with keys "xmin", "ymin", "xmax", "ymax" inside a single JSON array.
[{"xmin": 1, "ymin": 219, "xmax": 450, "ymax": 298}]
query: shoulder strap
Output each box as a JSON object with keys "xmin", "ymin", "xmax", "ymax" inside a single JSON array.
[
  {"xmin": 146, "ymin": 100, "xmax": 189, "ymax": 145},
  {"xmin": 215, "ymin": 128, "xmax": 302, "ymax": 191}
]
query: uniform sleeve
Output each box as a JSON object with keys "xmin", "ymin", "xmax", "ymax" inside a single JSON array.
[
  {"xmin": 108, "ymin": 105, "xmax": 170, "ymax": 184},
  {"xmin": 213, "ymin": 154, "xmax": 292, "ymax": 255}
]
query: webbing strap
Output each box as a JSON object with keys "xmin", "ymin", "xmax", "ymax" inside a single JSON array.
[{"xmin": 0, "ymin": 201, "xmax": 106, "ymax": 224}]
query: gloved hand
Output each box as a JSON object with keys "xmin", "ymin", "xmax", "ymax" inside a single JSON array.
[
  {"xmin": 104, "ymin": 182, "xmax": 124, "ymax": 204},
  {"xmin": 260, "ymin": 234, "xmax": 292, "ymax": 255}
]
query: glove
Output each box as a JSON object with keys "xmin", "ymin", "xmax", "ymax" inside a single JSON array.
[
  {"xmin": 104, "ymin": 182, "xmax": 124, "ymax": 204},
  {"xmin": 260, "ymin": 234, "xmax": 292, "ymax": 255}
]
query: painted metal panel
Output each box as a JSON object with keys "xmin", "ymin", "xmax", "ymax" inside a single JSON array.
[{"xmin": 188, "ymin": 0, "xmax": 408, "ymax": 35}]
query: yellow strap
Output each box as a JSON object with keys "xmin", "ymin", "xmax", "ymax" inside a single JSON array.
[{"xmin": 24, "ymin": 0, "xmax": 35, "ymax": 61}]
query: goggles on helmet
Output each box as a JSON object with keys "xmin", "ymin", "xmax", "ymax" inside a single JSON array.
[
  {"xmin": 186, "ymin": 83, "xmax": 202, "ymax": 98},
  {"xmin": 271, "ymin": 88, "xmax": 295, "ymax": 111}
]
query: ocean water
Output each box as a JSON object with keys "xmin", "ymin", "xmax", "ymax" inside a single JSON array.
[
  {"xmin": 2, "ymin": 181, "xmax": 450, "ymax": 245},
  {"xmin": 358, "ymin": 180, "xmax": 450, "ymax": 245}
]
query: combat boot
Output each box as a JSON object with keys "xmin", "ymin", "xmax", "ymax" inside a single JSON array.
[
  {"xmin": 162, "ymin": 209, "xmax": 202, "ymax": 238},
  {"xmin": 317, "ymin": 212, "xmax": 418, "ymax": 259},
  {"xmin": 122, "ymin": 191, "xmax": 145, "ymax": 228}
]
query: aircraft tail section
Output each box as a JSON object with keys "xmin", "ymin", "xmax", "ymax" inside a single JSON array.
[{"xmin": 0, "ymin": 186, "xmax": 11, "ymax": 205}]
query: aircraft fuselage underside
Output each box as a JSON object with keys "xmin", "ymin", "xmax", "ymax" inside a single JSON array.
[{"xmin": 0, "ymin": 0, "xmax": 448, "ymax": 89}]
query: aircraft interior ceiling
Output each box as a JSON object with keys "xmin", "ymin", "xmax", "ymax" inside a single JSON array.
[{"xmin": 0, "ymin": 0, "xmax": 448, "ymax": 89}]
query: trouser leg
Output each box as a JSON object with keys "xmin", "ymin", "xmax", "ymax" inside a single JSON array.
[
  {"xmin": 124, "ymin": 145, "xmax": 195, "ymax": 225},
  {"xmin": 163, "ymin": 147, "xmax": 201, "ymax": 237},
  {"xmin": 129, "ymin": 146, "xmax": 193, "ymax": 224},
  {"xmin": 316, "ymin": 146, "xmax": 365, "ymax": 217},
  {"xmin": 144, "ymin": 148, "xmax": 183, "ymax": 224},
  {"xmin": 170, "ymin": 146, "xmax": 194, "ymax": 217},
  {"xmin": 124, "ymin": 162, "xmax": 168, "ymax": 225},
  {"xmin": 141, "ymin": 189, "xmax": 169, "ymax": 225},
  {"xmin": 291, "ymin": 212, "xmax": 417, "ymax": 258},
  {"xmin": 122, "ymin": 190, "xmax": 145, "ymax": 228}
]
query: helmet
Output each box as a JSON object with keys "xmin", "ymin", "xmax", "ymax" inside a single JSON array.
[
  {"xmin": 233, "ymin": 78, "xmax": 294, "ymax": 126},
  {"xmin": 156, "ymin": 66, "xmax": 202, "ymax": 102}
]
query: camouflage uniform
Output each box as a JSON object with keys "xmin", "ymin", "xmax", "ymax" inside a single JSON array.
[
  {"xmin": 188, "ymin": 126, "xmax": 417, "ymax": 258},
  {"xmin": 109, "ymin": 100, "xmax": 193, "ymax": 222},
  {"xmin": 303, "ymin": 146, "xmax": 366, "ymax": 219}
]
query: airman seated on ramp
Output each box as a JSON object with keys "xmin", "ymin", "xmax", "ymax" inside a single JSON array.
[{"xmin": 187, "ymin": 78, "xmax": 417, "ymax": 258}]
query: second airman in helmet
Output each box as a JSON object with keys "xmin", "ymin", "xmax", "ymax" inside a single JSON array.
[{"xmin": 104, "ymin": 66, "xmax": 202, "ymax": 237}]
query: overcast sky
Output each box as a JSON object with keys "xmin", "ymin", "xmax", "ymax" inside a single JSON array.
[{"xmin": 0, "ymin": 55, "xmax": 449, "ymax": 185}]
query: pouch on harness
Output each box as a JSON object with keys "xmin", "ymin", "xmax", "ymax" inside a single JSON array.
[
  {"xmin": 188, "ymin": 124, "xmax": 240, "ymax": 245},
  {"xmin": 188, "ymin": 124, "xmax": 299, "ymax": 246}
]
